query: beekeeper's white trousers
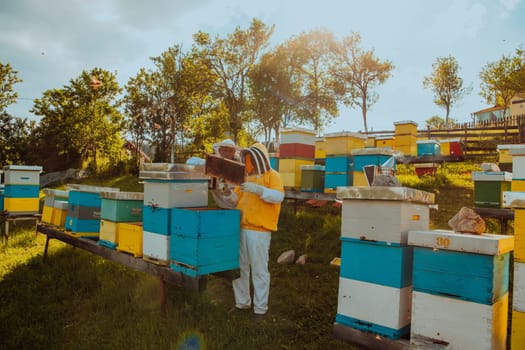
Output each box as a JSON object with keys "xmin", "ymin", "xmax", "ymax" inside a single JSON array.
[{"xmin": 233, "ymin": 228, "xmax": 271, "ymax": 315}]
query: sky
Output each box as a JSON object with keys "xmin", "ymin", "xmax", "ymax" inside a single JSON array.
[{"xmin": 1, "ymin": 0, "xmax": 524, "ymax": 135}]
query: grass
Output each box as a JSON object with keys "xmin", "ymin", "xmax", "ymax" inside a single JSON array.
[{"xmin": 0, "ymin": 163, "xmax": 506, "ymax": 349}]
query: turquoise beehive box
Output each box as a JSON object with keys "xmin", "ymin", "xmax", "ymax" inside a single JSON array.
[{"xmin": 100, "ymin": 191, "xmax": 144, "ymax": 222}]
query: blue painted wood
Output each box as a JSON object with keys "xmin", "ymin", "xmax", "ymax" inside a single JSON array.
[
  {"xmin": 417, "ymin": 142, "xmax": 441, "ymax": 156},
  {"xmin": 0, "ymin": 193, "xmax": 3, "ymax": 211},
  {"xmin": 101, "ymin": 198, "xmax": 143, "ymax": 222},
  {"xmin": 325, "ymin": 155, "xmax": 353, "ymax": 173},
  {"xmin": 412, "ymin": 247, "xmax": 510, "ymax": 305},
  {"xmin": 98, "ymin": 240, "xmax": 118, "ymax": 249},
  {"xmin": 170, "ymin": 208, "xmax": 241, "ymax": 238},
  {"xmin": 65, "ymin": 217, "xmax": 100, "ymax": 233},
  {"xmin": 170, "ymin": 234, "xmax": 239, "ymax": 269},
  {"xmin": 142, "ymin": 205, "xmax": 170, "ymax": 235},
  {"xmin": 324, "ymin": 172, "xmax": 353, "ymax": 189},
  {"xmin": 335, "ymin": 314, "xmax": 410, "ymax": 340},
  {"xmin": 352, "ymin": 154, "xmax": 393, "ymax": 171},
  {"xmin": 340, "ymin": 238, "xmax": 413, "ymax": 288},
  {"xmin": 68, "ymin": 190, "xmax": 102, "ymax": 207},
  {"xmin": 3, "ymin": 184, "xmax": 40, "ymax": 198}
]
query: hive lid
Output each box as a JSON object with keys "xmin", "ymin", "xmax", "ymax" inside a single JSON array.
[
  {"xmin": 351, "ymin": 147, "xmax": 394, "ymax": 156},
  {"xmin": 53, "ymin": 200, "xmax": 69, "ymax": 210},
  {"xmin": 139, "ymin": 170, "xmax": 209, "ymax": 180},
  {"xmin": 300, "ymin": 165, "xmax": 325, "ymax": 171},
  {"xmin": 336, "ymin": 186, "xmax": 435, "ymax": 204},
  {"xmin": 324, "ymin": 131, "xmax": 367, "ymax": 139},
  {"xmin": 143, "ymin": 162, "xmax": 206, "ymax": 172},
  {"xmin": 408, "ymin": 229, "xmax": 514, "ymax": 255},
  {"xmin": 280, "ymin": 127, "xmax": 317, "ymax": 135},
  {"xmin": 43, "ymin": 188, "xmax": 69, "ymax": 197},
  {"xmin": 67, "ymin": 184, "xmax": 120, "ymax": 193},
  {"xmin": 497, "ymin": 144, "xmax": 525, "ymax": 151},
  {"xmin": 509, "ymin": 146, "xmax": 525, "ymax": 155},
  {"xmin": 471, "ymin": 171, "xmax": 512, "ymax": 181},
  {"xmin": 101, "ymin": 191, "xmax": 144, "ymax": 200},
  {"xmin": 3, "ymin": 165, "xmax": 43, "ymax": 172},
  {"xmin": 393, "ymin": 120, "xmax": 418, "ymax": 126},
  {"xmin": 416, "ymin": 139, "xmax": 439, "ymax": 144}
]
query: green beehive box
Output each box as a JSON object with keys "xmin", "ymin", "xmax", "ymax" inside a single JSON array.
[
  {"xmin": 472, "ymin": 172, "xmax": 512, "ymax": 208},
  {"xmin": 101, "ymin": 192, "xmax": 144, "ymax": 222},
  {"xmin": 300, "ymin": 165, "xmax": 325, "ymax": 193}
]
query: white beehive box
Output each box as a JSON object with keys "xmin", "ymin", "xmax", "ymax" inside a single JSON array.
[
  {"xmin": 336, "ymin": 277, "xmax": 411, "ymax": 339},
  {"xmin": 140, "ymin": 167, "xmax": 209, "ymax": 208},
  {"xmin": 3, "ymin": 165, "xmax": 42, "ymax": 185},
  {"xmin": 337, "ymin": 186, "xmax": 434, "ymax": 244},
  {"xmin": 510, "ymin": 146, "xmax": 525, "ymax": 179},
  {"xmin": 411, "ymin": 291, "xmax": 508, "ymax": 350},
  {"xmin": 280, "ymin": 127, "xmax": 317, "ymax": 145},
  {"xmin": 514, "ymin": 261, "xmax": 525, "ymax": 312},
  {"xmin": 142, "ymin": 230, "xmax": 170, "ymax": 263}
]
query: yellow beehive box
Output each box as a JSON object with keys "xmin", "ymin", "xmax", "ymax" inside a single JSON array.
[
  {"xmin": 51, "ymin": 207, "xmax": 67, "ymax": 227},
  {"xmin": 118, "ymin": 222, "xmax": 143, "ymax": 257},
  {"xmin": 42, "ymin": 205, "xmax": 53, "ymax": 223},
  {"xmin": 324, "ymin": 132, "xmax": 367, "ymax": 155},
  {"xmin": 514, "ymin": 209, "xmax": 525, "ymax": 262},
  {"xmin": 440, "ymin": 141, "xmax": 450, "ymax": 156},
  {"xmin": 394, "ymin": 120, "xmax": 418, "ymax": 136},
  {"xmin": 513, "ymin": 180, "xmax": 525, "ymax": 192},
  {"xmin": 100, "ymin": 219, "xmax": 119, "ymax": 243},
  {"xmin": 497, "ymin": 144, "xmax": 522, "ymax": 164},
  {"xmin": 4, "ymin": 197, "xmax": 39, "ymax": 213},
  {"xmin": 512, "ymin": 310, "xmax": 525, "ymax": 350},
  {"xmin": 352, "ymin": 171, "xmax": 368, "ymax": 186},
  {"xmin": 278, "ymin": 158, "xmax": 314, "ymax": 174},
  {"xmin": 315, "ymin": 137, "xmax": 326, "ymax": 159},
  {"xmin": 375, "ymin": 135, "xmax": 395, "ymax": 149},
  {"xmin": 280, "ymin": 172, "xmax": 300, "ymax": 188}
]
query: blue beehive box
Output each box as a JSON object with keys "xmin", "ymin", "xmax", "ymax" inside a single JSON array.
[
  {"xmin": 351, "ymin": 148, "xmax": 395, "ymax": 171},
  {"xmin": 408, "ymin": 230, "xmax": 514, "ymax": 305},
  {"xmin": 142, "ymin": 205, "xmax": 170, "ymax": 235},
  {"xmin": 417, "ymin": 140, "xmax": 440, "ymax": 156},
  {"xmin": 3, "ymin": 184, "xmax": 40, "ymax": 198},
  {"xmin": 340, "ymin": 238, "xmax": 413, "ymax": 288},
  {"xmin": 169, "ymin": 207, "xmax": 240, "ymax": 277},
  {"xmin": 100, "ymin": 191, "xmax": 144, "ymax": 222},
  {"xmin": 65, "ymin": 217, "xmax": 100, "ymax": 233},
  {"xmin": 325, "ymin": 155, "xmax": 353, "ymax": 173},
  {"xmin": 324, "ymin": 173, "xmax": 353, "ymax": 189}
]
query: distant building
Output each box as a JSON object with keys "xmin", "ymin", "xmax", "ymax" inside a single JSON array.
[{"xmin": 472, "ymin": 93, "xmax": 525, "ymax": 124}]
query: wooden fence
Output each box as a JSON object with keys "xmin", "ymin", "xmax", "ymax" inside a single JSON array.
[{"xmin": 369, "ymin": 114, "xmax": 525, "ymax": 159}]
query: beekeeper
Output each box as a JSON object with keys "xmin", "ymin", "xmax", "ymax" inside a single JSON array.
[
  {"xmin": 233, "ymin": 143, "xmax": 284, "ymax": 319},
  {"xmin": 210, "ymin": 139, "xmax": 240, "ymax": 209}
]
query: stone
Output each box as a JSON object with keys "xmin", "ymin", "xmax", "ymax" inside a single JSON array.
[
  {"xmin": 277, "ymin": 249, "xmax": 295, "ymax": 264},
  {"xmin": 295, "ymin": 254, "xmax": 307, "ymax": 265},
  {"xmin": 481, "ymin": 162, "xmax": 501, "ymax": 172},
  {"xmin": 372, "ymin": 174, "xmax": 402, "ymax": 187},
  {"xmin": 448, "ymin": 207, "xmax": 486, "ymax": 234}
]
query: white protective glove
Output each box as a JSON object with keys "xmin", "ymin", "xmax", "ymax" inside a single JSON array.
[{"xmin": 241, "ymin": 182, "xmax": 264, "ymax": 197}]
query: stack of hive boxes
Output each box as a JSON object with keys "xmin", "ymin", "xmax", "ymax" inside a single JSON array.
[
  {"xmin": 278, "ymin": 128, "xmax": 316, "ymax": 189},
  {"xmin": 314, "ymin": 137, "xmax": 326, "ymax": 164},
  {"xmin": 350, "ymin": 148, "xmax": 394, "ymax": 186},
  {"xmin": 0, "ymin": 170, "xmax": 4, "ymax": 212},
  {"xmin": 2, "ymin": 165, "xmax": 42, "ymax": 214},
  {"xmin": 41, "ymin": 189, "xmax": 69, "ymax": 228},
  {"xmin": 413, "ymin": 139, "xmax": 441, "ymax": 177},
  {"xmin": 497, "ymin": 144, "xmax": 522, "ymax": 172},
  {"xmin": 393, "ymin": 121, "xmax": 418, "ymax": 156},
  {"xmin": 335, "ymin": 186, "xmax": 433, "ymax": 339},
  {"xmin": 98, "ymin": 191, "xmax": 144, "ymax": 251},
  {"xmin": 471, "ymin": 171, "xmax": 512, "ymax": 208},
  {"xmin": 65, "ymin": 184, "xmax": 119, "ymax": 238},
  {"xmin": 324, "ymin": 132, "xmax": 366, "ymax": 192},
  {"xmin": 408, "ymin": 230, "xmax": 513, "ymax": 349},
  {"xmin": 169, "ymin": 207, "xmax": 241, "ymax": 277},
  {"xmin": 300, "ymin": 165, "xmax": 325, "ymax": 193},
  {"xmin": 139, "ymin": 163, "xmax": 209, "ymax": 265},
  {"xmin": 502, "ymin": 145, "xmax": 525, "ymax": 349},
  {"xmin": 439, "ymin": 138, "xmax": 463, "ymax": 157}
]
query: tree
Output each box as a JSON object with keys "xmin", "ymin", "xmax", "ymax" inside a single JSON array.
[
  {"xmin": 32, "ymin": 68, "xmax": 123, "ymax": 172},
  {"xmin": 480, "ymin": 54, "xmax": 518, "ymax": 117},
  {"xmin": 124, "ymin": 45, "xmax": 217, "ymax": 164},
  {"xmin": 292, "ymin": 29, "xmax": 339, "ymax": 132},
  {"xmin": 0, "ymin": 111, "xmax": 35, "ymax": 164},
  {"xmin": 331, "ymin": 33, "xmax": 394, "ymax": 134},
  {"xmin": 423, "ymin": 55, "xmax": 470, "ymax": 127},
  {"xmin": 0, "ymin": 62, "xmax": 22, "ymax": 112},
  {"xmin": 425, "ymin": 115, "xmax": 457, "ymax": 129},
  {"xmin": 193, "ymin": 18, "xmax": 274, "ymax": 142},
  {"xmin": 508, "ymin": 47, "xmax": 525, "ymax": 94}
]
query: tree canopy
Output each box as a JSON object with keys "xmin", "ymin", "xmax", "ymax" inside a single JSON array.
[{"xmin": 423, "ymin": 55, "xmax": 471, "ymax": 127}]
